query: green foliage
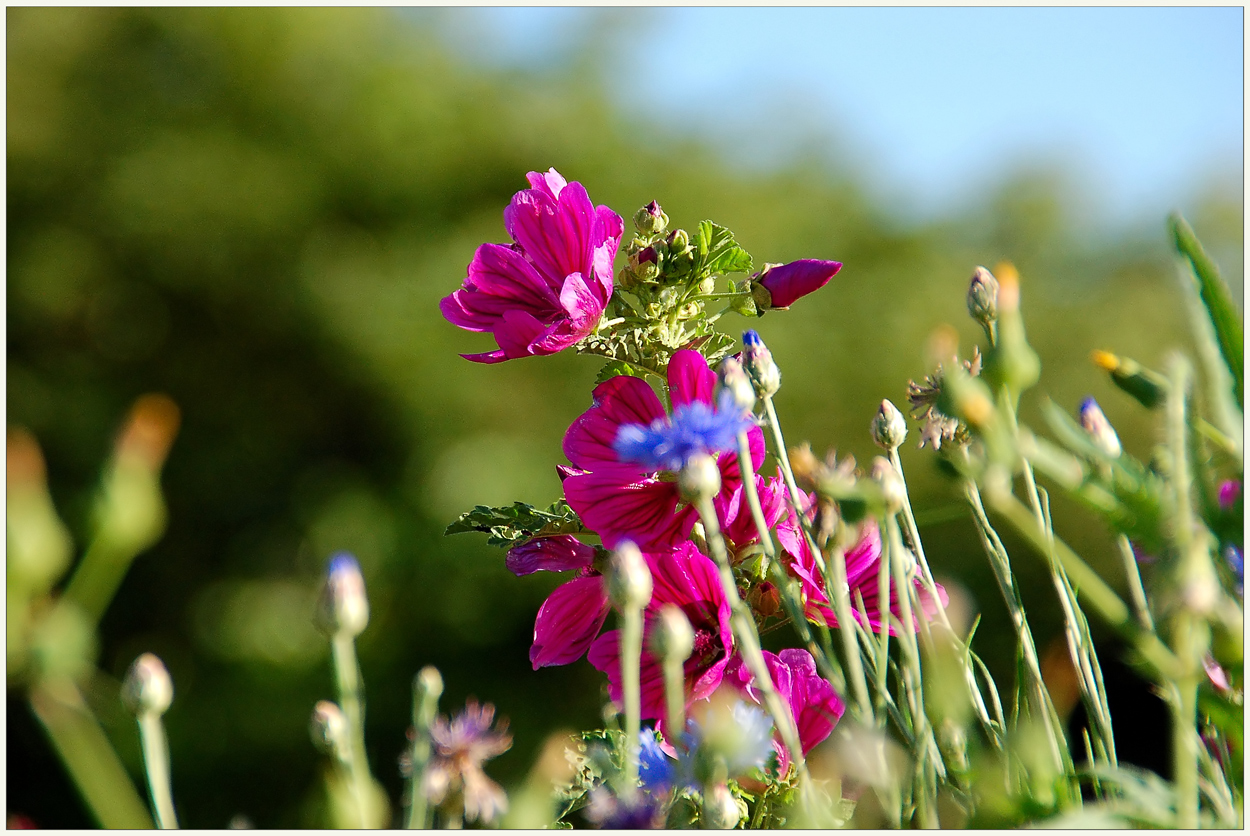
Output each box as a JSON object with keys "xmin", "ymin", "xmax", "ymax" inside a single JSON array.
[
  {"xmin": 445, "ymin": 500, "xmax": 584, "ymax": 548},
  {"xmin": 1170, "ymin": 214, "xmax": 1244, "ymax": 408},
  {"xmin": 694, "ymin": 220, "xmax": 753, "ymax": 277}
]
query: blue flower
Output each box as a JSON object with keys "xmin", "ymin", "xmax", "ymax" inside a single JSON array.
[
  {"xmin": 614, "ymin": 390, "xmax": 753, "ymax": 472},
  {"xmin": 1225, "ymin": 544, "xmax": 1243, "ymax": 596},
  {"xmin": 638, "ymin": 728, "xmax": 675, "ymax": 794}
]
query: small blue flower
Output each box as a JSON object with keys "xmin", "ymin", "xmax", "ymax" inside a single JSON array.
[
  {"xmin": 614, "ymin": 391, "xmax": 753, "ymax": 472},
  {"xmin": 638, "ymin": 728, "xmax": 675, "ymax": 795},
  {"xmin": 1225, "ymin": 544, "xmax": 1243, "ymax": 597}
]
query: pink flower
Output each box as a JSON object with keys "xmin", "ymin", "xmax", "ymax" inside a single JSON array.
[
  {"xmin": 440, "ymin": 168, "xmax": 624, "ymax": 364},
  {"xmin": 587, "ymin": 543, "xmax": 735, "ymax": 721},
  {"xmin": 722, "ymin": 648, "xmax": 845, "ymax": 773},
  {"xmin": 506, "ymin": 535, "xmax": 610, "ymax": 670},
  {"xmin": 777, "ymin": 509, "xmax": 946, "ymax": 634},
  {"xmin": 721, "ymin": 472, "xmax": 788, "ymax": 551},
  {"xmin": 754, "ymin": 259, "xmax": 842, "ymax": 310},
  {"xmin": 562, "ymin": 350, "xmax": 766, "ymax": 550}
]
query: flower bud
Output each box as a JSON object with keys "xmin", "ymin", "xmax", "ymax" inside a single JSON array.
[
  {"xmin": 871, "ymin": 399, "xmax": 908, "ymax": 451},
  {"xmin": 966, "ymin": 266, "xmax": 999, "ymax": 329},
  {"xmin": 1077, "ymin": 397, "xmax": 1122, "ymax": 458},
  {"xmin": 649, "ymin": 604, "xmax": 694, "ymax": 663},
  {"xmin": 871, "ymin": 457, "xmax": 906, "ymax": 515},
  {"xmin": 122, "ymin": 653, "xmax": 173, "ymax": 717},
  {"xmin": 678, "ymin": 452, "xmax": 723, "ymax": 503},
  {"xmin": 315, "ymin": 553, "xmax": 370, "ymax": 639},
  {"xmin": 747, "ymin": 581, "xmax": 780, "ymax": 619},
  {"xmin": 717, "ymin": 356, "xmax": 756, "ymax": 414},
  {"xmin": 741, "ymin": 331, "xmax": 780, "ymax": 398},
  {"xmin": 752, "ymin": 259, "xmax": 841, "ymax": 310},
  {"xmin": 310, "ymin": 700, "xmax": 348, "ymax": 756},
  {"xmin": 633, "ymin": 201, "xmax": 668, "ymax": 237},
  {"xmin": 702, "ymin": 782, "xmax": 743, "ymax": 829},
  {"xmin": 667, "ymin": 229, "xmax": 692, "ymax": 256},
  {"xmin": 1091, "ymin": 350, "xmax": 1166, "ymax": 409},
  {"xmin": 606, "ymin": 541, "xmax": 653, "ymax": 612}
]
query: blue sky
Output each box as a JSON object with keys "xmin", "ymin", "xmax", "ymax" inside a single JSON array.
[{"xmin": 429, "ymin": 7, "xmax": 1242, "ymax": 229}]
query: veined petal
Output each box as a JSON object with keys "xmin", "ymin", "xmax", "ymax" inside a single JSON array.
[
  {"xmin": 565, "ymin": 471, "xmax": 696, "ymax": 550},
  {"xmin": 557, "ymin": 271, "xmax": 604, "ymax": 335},
  {"xmin": 494, "ymin": 308, "xmax": 555, "ymax": 359},
  {"xmin": 564, "ymin": 376, "xmax": 666, "ymax": 470},
  {"xmin": 526, "ymin": 167, "xmax": 567, "ymax": 200},
  {"xmin": 531, "ymin": 575, "xmax": 611, "ymax": 669},
  {"xmin": 504, "ymin": 182, "xmax": 596, "ymax": 290},
  {"xmin": 758, "ymin": 259, "xmax": 841, "ymax": 309},
  {"xmin": 506, "ymin": 535, "xmax": 596, "ymax": 576},
  {"xmin": 587, "ymin": 629, "xmax": 671, "ymax": 720},
  {"xmin": 842, "ymin": 520, "xmax": 884, "ymax": 588},
  {"xmin": 667, "ymin": 349, "xmax": 717, "ymax": 409}
]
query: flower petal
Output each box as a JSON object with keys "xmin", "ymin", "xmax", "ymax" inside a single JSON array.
[
  {"xmin": 531, "ymin": 575, "xmax": 610, "ymax": 669},
  {"xmin": 564, "ymin": 470, "xmax": 696, "ymax": 550},
  {"xmin": 564, "ymin": 376, "xmax": 667, "ymax": 470},
  {"xmin": 504, "ymin": 181, "xmax": 596, "ymax": 289},
  {"xmin": 758, "ymin": 259, "xmax": 841, "ymax": 309},
  {"xmin": 526, "ymin": 167, "xmax": 567, "ymax": 200},
  {"xmin": 667, "ymin": 349, "xmax": 717, "ymax": 409},
  {"xmin": 506, "ymin": 535, "xmax": 597, "ymax": 576}
]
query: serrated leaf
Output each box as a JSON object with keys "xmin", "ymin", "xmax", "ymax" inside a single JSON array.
[
  {"xmin": 696, "ymin": 220, "xmax": 753, "ymax": 277},
  {"xmin": 595, "ymin": 359, "xmax": 643, "ymax": 384},
  {"xmin": 445, "ymin": 500, "xmax": 584, "ymax": 547},
  {"xmin": 684, "ymin": 331, "xmax": 739, "ymax": 367}
]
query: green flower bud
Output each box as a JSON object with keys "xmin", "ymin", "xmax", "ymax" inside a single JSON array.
[
  {"xmin": 649, "ymin": 604, "xmax": 694, "ymax": 663},
  {"xmin": 717, "ymin": 356, "xmax": 756, "ymax": 414},
  {"xmin": 633, "ymin": 201, "xmax": 668, "ymax": 237},
  {"xmin": 678, "ymin": 453, "xmax": 722, "ymax": 503},
  {"xmin": 966, "ymin": 266, "xmax": 999, "ymax": 329},
  {"xmin": 667, "ymin": 228, "xmax": 691, "ymax": 256},
  {"xmin": 122, "ymin": 653, "xmax": 174, "ymax": 717},
  {"xmin": 1077, "ymin": 397, "xmax": 1122, "ymax": 458},
  {"xmin": 310, "ymin": 699, "xmax": 348, "ymax": 757},
  {"xmin": 741, "ymin": 331, "xmax": 781, "ymax": 398},
  {"xmin": 871, "ymin": 399, "xmax": 908, "ymax": 451},
  {"xmin": 606, "ymin": 541, "xmax": 653, "ymax": 611},
  {"xmin": 316, "ymin": 553, "xmax": 370, "ymax": 639}
]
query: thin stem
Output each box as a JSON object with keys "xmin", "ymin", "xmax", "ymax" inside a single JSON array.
[
  {"xmin": 405, "ymin": 669, "xmax": 442, "ymax": 829},
  {"xmin": 29, "ymin": 679, "xmax": 154, "ymax": 828},
  {"xmin": 61, "ymin": 538, "xmax": 133, "ymax": 628},
  {"xmin": 888, "ymin": 447, "xmax": 953, "ymax": 633},
  {"xmin": 620, "ymin": 605, "xmax": 644, "ymax": 796},
  {"xmin": 137, "ymin": 712, "xmax": 179, "ymax": 828},
  {"xmin": 661, "ymin": 654, "xmax": 686, "ymax": 751},
  {"xmin": 1116, "ymin": 534, "xmax": 1154, "ymax": 632},
  {"xmin": 332, "ymin": 635, "xmax": 374, "ymax": 828},
  {"xmin": 695, "ymin": 496, "xmax": 807, "ymax": 784}
]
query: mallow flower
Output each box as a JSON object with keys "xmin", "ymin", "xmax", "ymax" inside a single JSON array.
[
  {"xmin": 777, "ymin": 508, "xmax": 947, "ymax": 634},
  {"xmin": 588, "ymin": 543, "xmax": 735, "ymax": 721},
  {"xmin": 562, "ymin": 350, "xmax": 766, "ymax": 550},
  {"xmin": 505, "ymin": 535, "xmax": 609, "ymax": 669},
  {"xmin": 440, "ymin": 168, "xmax": 624, "ymax": 363}
]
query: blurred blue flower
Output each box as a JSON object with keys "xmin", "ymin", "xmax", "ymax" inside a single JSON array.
[{"xmin": 614, "ymin": 391, "xmax": 752, "ymax": 473}]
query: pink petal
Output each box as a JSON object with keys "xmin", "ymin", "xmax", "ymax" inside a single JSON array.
[
  {"xmin": 504, "ymin": 182, "xmax": 596, "ymax": 289},
  {"xmin": 526, "ymin": 168, "xmax": 567, "ymax": 200},
  {"xmin": 667, "ymin": 349, "xmax": 717, "ymax": 409},
  {"xmin": 587, "ymin": 628, "xmax": 671, "ymax": 720},
  {"xmin": 759, "ymin": 259, "xmax": 841, "ymax": 309},
  {"xmin": 564, "ymin": 470, "xmax": 696, "ymax": 550},
  {"xmin": 506, "ymin": 535, "xmax": 597, "ymax": 576},
  {"xmin": 556, "ymin": 271, "xmax": 604, "ymax": 335},
  {"xmin": 531, "ymin": 575, "xmax": 611, "ymax": 668},
  {"xmin": 563, "ymin": 376, "xmax": 666, "ymax": 470},
  {"xmin": 494, "ymin": 308, "xmax": 553, "ymax": 359}
]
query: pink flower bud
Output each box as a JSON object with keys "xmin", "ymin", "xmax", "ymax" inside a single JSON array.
[{"xmin": 753, "ymin": 259, "xmax": 841, "ymax": 310}]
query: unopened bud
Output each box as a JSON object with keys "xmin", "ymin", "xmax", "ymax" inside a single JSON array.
[
  {"xmin": 871, "ymin": 457, "xmax": 906, "ymax": 515},
  {"xmin": 667, "ymin": 229, "xmax": 692, "ymax": 256},
  {"xmin": 633, "ymin": 201, "xmax": 669, "ymax": 237},
  {"xmin": 1077, "ymin": 397, "xmax": 1122, "ymax": 458},
  {"xmin": 606, "ymin": 542, "xmax": 653, "ymax": 611},
  {"xmin": 678, "ymin": 453, "xmax": 723, "ymax": 503},
  {"xmin": 871, "ymin": 399, "xmax": 908, "ymax": 451},
  {"xmin": 1091, "ymin": 350, "xmax": 1167, "ymax": 410},
  {"xmin": 741, "ymin": 331, "xmax": 780, "ymax": 398},
  {"xmin": 966, "ymin": 266, "xmax": 999, "ymax": 329},
  {"xmin": 311, "ymin": 700, "xmax": 348, "ymax": 756},
  {"xmin": 316, "ymin": 553, "xmax": 370, "ymax": 639},
  {"xmin": 122, "ymin": 653, "xmax": 173, "ymax": 716},
  {"xmin": 416, "ymin": 665, "xmax": 444, "ymax": 704},
  {"xmin": 702, "ymin": 783, "xmax": 743, "ymax": 829},
  {"xmin": 748, "ymin": 582, "xmax": 780, "ymax": 619},
  {"xmin": 649, "ymin": 604, "xmax": 694, "ymax": 663},
  {"xmin": 717, "ymin": 357, "xmax": 756, "ymax": 414}
]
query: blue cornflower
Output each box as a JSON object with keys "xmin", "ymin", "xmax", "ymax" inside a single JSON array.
[
  {"xmin": 614, "ymin": 390, "xmax": 753, "ymax": 472},
  {"xmin": 1225, "ymin": 544, "xmax": 1243, "ymax": 597},
  {"xmin": 638, "ymin": 728, "xmax": 676, "ymax": 795}
]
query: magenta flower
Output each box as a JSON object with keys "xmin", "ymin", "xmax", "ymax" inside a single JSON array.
[
  {"xmin": 562, "ymin": 349, "xmax": 766, "ymax": 550},
  {"xmin": 722, "ymin": 648, "xmax": 845, "ymax": 773},
  {"xmin": 754, "ymin": 259, "xmax": 842, "ymax": 310},
  {"xmin": 721, "ymin": 472, "xmax": 788, "ymax": 551},
  {"xmin": 1218, "ymin": 479, "xmax": 1242, "ymax": 511},
  {"xmin": 506, "ymin": 535, "xmax": 610, "ymax": 669},
  {"xmin": 587, "ymin": 543, "xmax": 735, "ymax": 721},
  {"xmin": 440, "ymin": 168, "xmax": 624, "ymax": 363},
  {"xmin": 777, "ymin": 508, "xmax": 947, "ymax": 634}
]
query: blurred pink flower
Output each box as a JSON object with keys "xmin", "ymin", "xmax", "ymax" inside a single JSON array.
[
  {"xmin": 755, "ymin": 259, "xmax": 841, "ymax": 309},
  {"xmin": 440, "ymin": 168, "xmax": 624, "ymax": 363},
  {"xmin": 722, "ymin": 647, "xmax": 845, "ymax": 774},
  {"xmin": 777, "ymin": 509, "xmax": 946, "ymax": 634},
  {"xmin": 562, "ymin": 349, "xmax": 765, "ymax": 550},
  {"xmin": 506, "ymin": 535, "xmax": 610, "ymax": 670},
  {"xmin": 587, "ymin": 542, "xmax": 734, "ymax": 720},
  {"xmin": 721, "ymin": 471, "xmax": 788, "ymax": 550}
]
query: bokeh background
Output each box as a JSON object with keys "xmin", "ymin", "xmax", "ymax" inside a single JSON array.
[{"xmin": 7, "ymin": 7, "xmax": 1242, "ymax": 827}]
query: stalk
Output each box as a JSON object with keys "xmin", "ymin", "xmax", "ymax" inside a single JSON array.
[
  {"xmin": 620, "ymin": 602, "xmax": 644, "ymax": 795},
  {"xmin": 405, "ymin": 668, "xmax": 443, "ymax": 829},
  {"xmin": 332, "ymin": 635, "xmax": 374, "ymax": 828},
  {"xmin": 137, "ymin": 712, "xmax": 178, "ymax": 828}
]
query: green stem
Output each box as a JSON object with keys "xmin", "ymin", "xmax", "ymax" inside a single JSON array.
[
  {"xmin": 405, "ymin": 669, "xmax": 442, "ymax": 829},
  {"xmin": 888, "ymin": 448, "xmax": 953, "ymax": 633},
  {"xmin": 61, "ymin": 538, "xmax": 133, "ymax": 628},
  {"xmin": 620, "ymin": 605, "xmax": 644, "ymax": 796},
  {"xmin": 138, "ymin": 712, "xmax": 179, "ymax": 828},
  {"xmin": 761, "ymin": 396, "xmax": 872, "ymax": 719},
  {"xmin": 29, "ymin": 679, "xmax": 154, "ymax": 829},
  {"xmin": 695, "ymin": 496, "xmax": 808, "ymax": 784},
  {"xmin": 332, "ymin": 635, "xmax": 374, "ymax": 828}
]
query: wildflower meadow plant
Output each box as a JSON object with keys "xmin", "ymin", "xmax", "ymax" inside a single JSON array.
[{"xmin": 7, "ymin": 167, "xmax": 1241, "ymax": 829}]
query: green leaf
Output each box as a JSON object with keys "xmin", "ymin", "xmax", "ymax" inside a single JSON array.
[
  {"xmin": 684, "ymin": 331, "xmax": 739, "ymax": 367},
  {"xmin": 595, "ymin": 359, "xmax": 643, "ymax": 384},
  {"xmin": 444, "ymin": 500, "xmax": 584, "ymax": 548},
  {"xmin": 695, "ymin": 220, "xmax": 753, "ymax": 276},
  {"xmin": 1170, "ymin": 214, "xmax": 1244, "ymax": 409}
]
